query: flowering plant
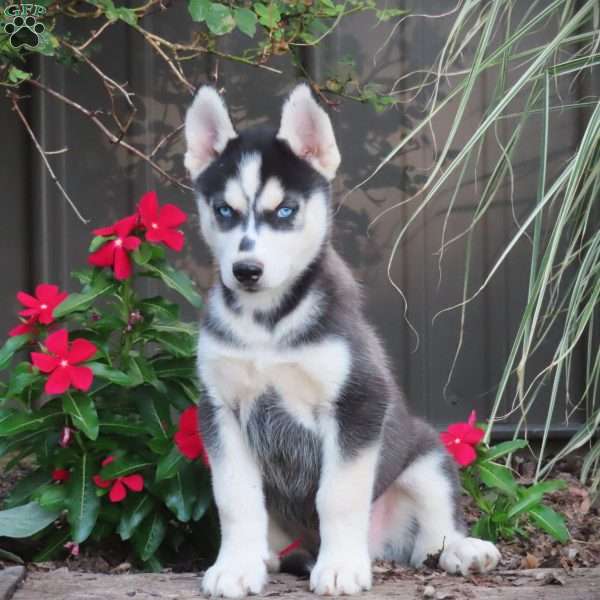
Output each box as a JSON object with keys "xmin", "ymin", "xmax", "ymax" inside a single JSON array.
[
  {"xmin": 0, "ymin": 192, "xmax": 216, "ymax": 568},
  {"xmin": 441, "ymin": 412, "xmax": 568, "ymax": 544}
]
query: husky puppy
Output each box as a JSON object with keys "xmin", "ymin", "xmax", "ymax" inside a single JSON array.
[{"xmin": 184, "ymin": 84, "xmax": 500, "ymax": 598}]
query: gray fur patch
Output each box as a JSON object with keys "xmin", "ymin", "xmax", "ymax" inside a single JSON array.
[
  {"xmin": 245, "ymin": 389, "xmax": 321, "ymax": 530},
  {"xmin": 197, "ymin": 395, "xmax": 221, "ymax": 458}
]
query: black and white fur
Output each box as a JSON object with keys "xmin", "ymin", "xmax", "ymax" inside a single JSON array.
[{"xmin": 185, "ymin": 84, "xmax": 500, "ymax": 598}]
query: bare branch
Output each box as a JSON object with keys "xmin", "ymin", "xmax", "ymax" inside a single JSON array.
[
  {"xmin": 27, "ymin": 79, "xmax": 193, "ymax": 192},
  {"xmin": 9, "ymin": 92, "xmax": 89, "ymax": 224}
]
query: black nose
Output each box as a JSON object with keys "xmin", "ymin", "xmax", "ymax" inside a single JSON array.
[{"xmin": 233, "ymin": 260, "xmax": 263, "ymax": 285}]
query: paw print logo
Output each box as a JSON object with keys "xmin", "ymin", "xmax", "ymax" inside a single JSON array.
[{"xmin": 3, "ymin": 15, "xmax": 45, "ymax": 49}]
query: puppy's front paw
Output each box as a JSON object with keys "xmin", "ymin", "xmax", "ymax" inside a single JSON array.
[
  {"xmin": 202, "ymin": 555, "xmax": 267, "ymax": 598},
  {"xmin": 439, "ymin": 537, "xmax": 500, "ymax": 576},
  {"xmin": 310, "ymin": 553, "xmax": 372, "ymax": 595}
]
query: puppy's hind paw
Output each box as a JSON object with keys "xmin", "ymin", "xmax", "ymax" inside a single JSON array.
[
  {"xmin": 439, "ymin": 537, "xmax": 501, "ymax": 576},
  {"xmin": 202, "ymin": 556, "xmax": 267, "ymax": 598}
]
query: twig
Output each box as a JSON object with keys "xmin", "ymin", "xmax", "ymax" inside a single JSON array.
[
  {"xmin": 77, "ymin": 20, "xmax": 112, "ymax": 51},
  {"xmin": 149, "ymin": 123, "xmax": 184, "ymax": 159},
  {"xmin": 9, "ymin": 92, "xmax": 89, "ymax": 224},
  {"xmin": 27, "ymin": 79, "xmax": 192, "ymax": 191},
  {"xmin": 62, "ymin": 40, "xmax": 137, "ymax": 133}
]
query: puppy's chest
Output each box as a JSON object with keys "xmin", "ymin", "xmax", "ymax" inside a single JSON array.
[{"xmin": 201, "ymin": 336, "xmax": 352, "ymax": 428}]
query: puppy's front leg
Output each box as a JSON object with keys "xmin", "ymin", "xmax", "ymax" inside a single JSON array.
[
  {"xmin": 201, "ymin": 401, "xmax": 269, "ymax": 598},
  {"xmin": 311, "ymin": 428, "xmax": 379, "ymax": 595}
]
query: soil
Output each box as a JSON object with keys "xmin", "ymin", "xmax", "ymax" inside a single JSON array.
[{"xmin": 1, "ymin": 455, "xmax": 599, "ymax": 575}]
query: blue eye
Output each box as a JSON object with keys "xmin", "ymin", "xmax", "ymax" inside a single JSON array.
[
  {"xmin": 277, "ymin": 206, "xmax": 295, "ymax": 219},
  {"xmin": 218, "ymin": 206, "xmax": 233, "ymax": 218}
]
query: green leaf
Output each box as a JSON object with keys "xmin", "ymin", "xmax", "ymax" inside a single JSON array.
[
  {"xmin": 8, "ymin": 66, "xmax": 31, "ymax": 84},
  {"xmin": 480, "ymin": 439, "xmax": 529, "ymax": 462},
  {"xmin": 144, "ymin": 261, "xmax": 203, "ymax": 308},
  {"xmin": 140, "ymin": 297, "xmax": 180, "ymax": 321},
  {"xmin": 0, "ymin": 409, "xmax": 62, "ymax": 437},
  {"xmin": 63, "ymin": 393, "xmax": 99, "ymax": 441},
  {"xmin": 152, "ymin": 357, "xmax": 196, "ymax": 379},
  {"xmin": 192, "ymin": 472, "xmax": 212, "ymax": 521},
  {"xmin": 0, "ymin": 335, "xmax": 30, "ymax": 371},
  {"xmin": 254, "ymin": 2, "xmax": 280, "ymax": 28},
  {"xmin": 205, "ymin": 3, "xmax": 235, "ymax": 35},
  {"xmin": 7, "ymin": 363, "xmax": 40, "ymax": 397},
  {"xmin": 477, "ymin": 462, "xmax": 518, "ymax": 497},
  {"xmin": 3, "ymin": 470, "xmax": 52, "ymax": 508},
  {"xmin": 234, "ymin": 7, "xmax": 257, "ymax": 37},
  {"xmin": 132, "ymin": 243, "xmax": 154, "ymax": 266},
  {"xmin": 528, "ymin": 505, "xmax": 569, "ymax": 543},
  {"xmin": 118, "ymin": 494, "xmax": 155, "ymax": 541},
  {"xmin": 133, "ymin": 512, "xmax": 167, "ymax": 561},
  {"xmin": 88, "ymin": 362, "xmax": 133, "ymax": 387},
  {"xmin": 144, "ymin": 331, "xmax": 196, "ymax": 358},
  {"xmin": 127, "ymin": 356, "xmax": 162, "ymax": 390},
  {"xmin": 0, "ymin": 548, "xmax": 24, "ymax": 564},
  {"xmin": 53, "ymin": 278, "xmax": 115, "ymax": 318},
  {"xmin": 100, "ymin": 418, "xmax": 148, "ymax": 437},
  {"xmin": 161, "ymin": 470, "xmax": 194, "ymax": 522},
  {"xmin": 507, "ymin": 480, "xmax": 567, "ymax": 519},
  {"xmin": 65, "ymin": 453, "xmax": 100, "ymax": 543},
  {"xmin": 37, "ymin": 485, "xmax": 68, "ymax": 511},
  {"xmin": 471, "ymin": 515, "xmax": 497, "ymax": 542},
  {"xmin": 155, "ymin": 445, "xmax": 184, "ymax": 482},
  {"xmin": 0, "ymin": 502, "xmax": 59, "ymax": 538},
  {"xmin": 89, "ymin": 235, "xmax": 112, "ymax": 253},
  {"xmin": 33, "ymin": 530, "xmax": 71, "ymax": 562},
  {"xmin": 101, "ymin": 458, "xmax": 152, "ymax": 480},
  {"xmin": 188, "ymin": 0, "xmax": 210, "ymax": 22},
  {"xmin": 134, "ymin": 388, "xmax": 171, "ymax": 439}
]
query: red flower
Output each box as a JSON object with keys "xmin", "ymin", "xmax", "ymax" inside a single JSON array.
[
  {"xmin": 16, "ymin": 284, "xmax": 68, "ymax": 325},
  {"xmin": 440, "ymin": 410, "xmax": 485, "ymax": 467},
  {"xmin": 30, "ymin": 329, "xmax": 97, "ymax": 395},
  {"xmin": 88, "ymin": 214, "xmax": 141, "ymax": 281},
  {"xmin": 9, "ymin": 317, "xmax": 37, "ymax": 337},
  {"xmin": 52, "ymin": 468, "xmax": 70, "ymax": 483},
  {"xmin": 9, "ymin": 283, "xmax": 68, "ymax": 337},
  {"xmin": 93, "ymin": 456, "xmax": 144, "ymax": 503},
  {"xmin": 138, "ymin": 191, "xmax": 187, "ymax": 252},
  {"xmin": 174, "ymin": 406, "xmax": 209, "ymax": 466}
]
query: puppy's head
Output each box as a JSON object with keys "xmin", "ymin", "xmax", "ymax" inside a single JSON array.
[{"xmin": 184, "ymin": 85, "xmax": 340, "ymax": 295}]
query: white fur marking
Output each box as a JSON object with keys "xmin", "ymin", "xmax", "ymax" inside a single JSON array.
[
  {"xmin": 257, "ymin": 177, "xmax": 285, "ymax": 211},
  {"xmin": 201, "ymin": 407, "xmax": 269, "ymax": 598}
]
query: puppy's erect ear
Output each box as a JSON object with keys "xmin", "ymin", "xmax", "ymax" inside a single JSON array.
[
  {"xmin": 184, "ymin": 87, "xmax": 237, "ymax": 180},
  {"xmin": 277, "ymin": 84, "xmax": 341, "ymax": 181}
]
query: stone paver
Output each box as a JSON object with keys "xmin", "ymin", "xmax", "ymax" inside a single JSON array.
[
  {"xmin": 0, "ymin": 567, "xmax": 25, "ymax": 600},
  {"xmin": 9, "ymin": 568, "xmax": 600, "ymax": 600}
]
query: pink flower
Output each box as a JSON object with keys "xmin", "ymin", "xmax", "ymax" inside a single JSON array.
[
  {"xmin": 93, "ymin": 456, "xmax": 144, "ymax": 503},
  {"xmin": 440, "ymin": 410, "xmax": 485, "ymax": 467},
  {"xmin": 30, "ymin": 329, "xmax": 97, "ymax": 395},
  {"xmin": 174, "ymin": 406, "xmax": 209, "ymax": 466},
  {"xmin": 88, "ymin": 214, "xmax": 142, "ymax": 281},
  {"xmin": 138, "ymin": 191, "xmax": 187, "ymax": 252},
  {"xmin": 59, "ymin": 427, "xmax": 73, "ymax": 448},
  {"xmin": 64, "ymin": 541, "xmax": 80, "ymax": 557}
]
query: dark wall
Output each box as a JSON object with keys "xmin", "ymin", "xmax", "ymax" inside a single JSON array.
[{"xmin": 0, "ymin": 1, "xmax": 595, "ymax": 432}]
